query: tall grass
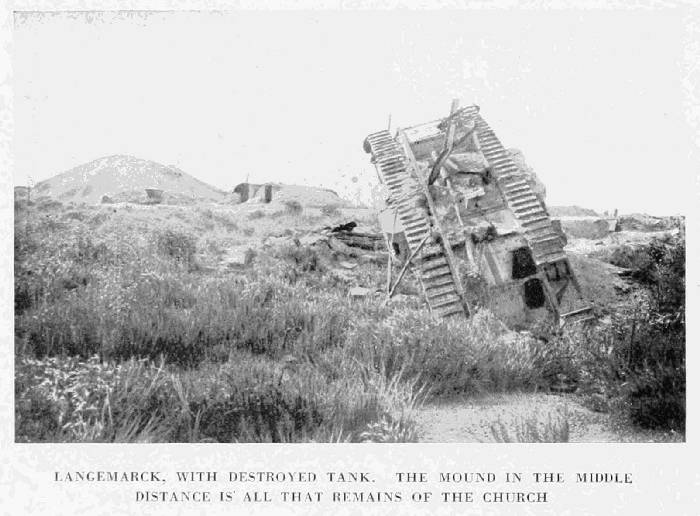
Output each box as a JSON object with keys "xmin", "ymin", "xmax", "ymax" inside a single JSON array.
[
  {"xmin": 16, "ymin": 202, "xmax": 684, "ymax": 441},
  {"xmin": 15, "ymin": 353, "xmax": 424, "ymax": 443},
  {"xmin": 15, "ymin": 202, "xmax": 548, "ymax": 442},
  {"xmin": 489, "ymin": 408, "xmax": 570, "ymax": 443},
  {"xmin": 15, "ymin": 205, "xmax": 430, "ymax": 442},
  {"xmin": 343, "ymin": 310, "xmax": 548, "ymax": 396}
]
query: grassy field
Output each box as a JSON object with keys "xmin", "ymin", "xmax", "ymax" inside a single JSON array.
[{"xmin": 13, "ymin": 198, "xmax": 686, "ymax": 442}]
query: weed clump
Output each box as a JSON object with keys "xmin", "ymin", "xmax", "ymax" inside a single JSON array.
[
  {"xmin": 320, "ymin": 204, "xmax": 341, "ymax": 217},
  {"xmin": 563, "ymin": 231, "xmax": 685, "ymax": 431},
  {"xmin": 155, "ymin": 228, "xmax": 197, "ymax": 268},
  {"xmin": 490, "ymin": 408, "xmax": 570, "ymax": 442},
  {"xmin": 283, "ymin": 200, "xmax": 303, "ymax": 215}
]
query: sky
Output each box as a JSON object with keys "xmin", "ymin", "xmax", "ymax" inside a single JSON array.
[{"xmin": 13, "ymin": 9, "xmax": 696, "ymax": 215}]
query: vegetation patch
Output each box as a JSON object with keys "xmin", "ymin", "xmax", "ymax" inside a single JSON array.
[{"xmin": 14, "ymin": 202, "xmax": 685, "ymax": 442}]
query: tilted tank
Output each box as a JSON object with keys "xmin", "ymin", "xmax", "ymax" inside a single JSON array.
[{"xmin": 364, "ymin": 100, "xmax": 593, "ymax": 327}]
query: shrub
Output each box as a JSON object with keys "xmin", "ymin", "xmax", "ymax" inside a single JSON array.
[
  {"xmin": 619, "ymin": 234, "xmax": 684, "ymax": 430},
  {"xmin": 14, "ymin": 225, "xmax": 115, "ymax": 314},
  {"xmin": 199, "ymin": 208, "xmax": 214, "ymax": 219},
  {"xmin": 275, "ymin": 243, "xmax": 325, "ymax": 273},
  {"xmin": 154, "ymin": 228, "xmax": 197, "ymax": 269},
  {"xmin": 88, "ymin": 211, "xmax": 111, "ymax": 227},
  {"xmin": 212, "ymin": 213, "xmax": 239, "ymax": 232},
  {"xmin": 63, "ymin": 210, "xmax": 87, "ymax": 221},
  {"xmin": 283, "ymin": 200, "xmax": 303, "ymax": 215},
  {"xmin": 562, "ymin": 231, "xmax": 685, "ymax": 431},
  {"xmin": 35, "ymin": 198, "xmax": 64, "ymax": 211},
  {"xmin": 626, "ymin": 360, "xmax": 685, "ymax": 431},
  {"xmin": 320, "ymin": 204, "xmax": 341, "ymax": 217}
]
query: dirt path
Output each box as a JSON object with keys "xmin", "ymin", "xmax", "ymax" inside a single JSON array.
[{"xmin": 414, "ymin": 392, "xmax": 683, "ymax": 443}]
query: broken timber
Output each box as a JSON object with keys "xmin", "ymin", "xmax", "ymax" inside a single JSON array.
[{"xmin": 387, "ymin": 233, "xmax": 430, "ymax": 300}]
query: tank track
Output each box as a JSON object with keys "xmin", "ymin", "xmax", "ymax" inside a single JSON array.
[
  {"xmin": 365, "ymin": 130, "xmax": 468, "ymax": 319},
  {"xmin": 451, "ymin": 107, "xmax": 566, "ymax": 265},
  {"xmin": 463, "ymin": 106, "xmax": 593, "ymax": 323}
]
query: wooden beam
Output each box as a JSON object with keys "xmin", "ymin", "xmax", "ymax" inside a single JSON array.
[
  {"xmin": 482, "ymin": 243, "xmax": 504, "ymax": 285},
  {"xmin": 536, "ymin": 271, "xmax": 561, "ymax": 325},
  {"xmin": 428, "ymin": 99, "xmax": 460, "ymax": 185},
  {"xmin": 555, "ymin": 278, "xmax": 570, "ymax": 304},
  {"xmin": 382, "ymin": 232, "xmax": 393, "ymax": 296},
  {"xmin": 387, "ymin": 233, "xmax": 430, "ymax": 300}
]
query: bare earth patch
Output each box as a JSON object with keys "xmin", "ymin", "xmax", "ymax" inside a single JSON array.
[{"xmin": 415, "ymin": 393, "xmax": 684, "ymax": 443}]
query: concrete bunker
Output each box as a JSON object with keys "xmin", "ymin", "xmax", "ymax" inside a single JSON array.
[
  {"xmin": 233, "ymin": 183, "xmax": 276, "ymax": 203},
  {"xmin": 145, "ymin": 188, "xmax": 164, "ymax": 204}
]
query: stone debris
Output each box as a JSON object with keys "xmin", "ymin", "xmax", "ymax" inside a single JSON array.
[
  {"xmin": 298, "ymin": 233, "xmax": 328, "ymax": 247},
  {"xmin": 386, "ymin": 293, "xmax": 415, "ymax": 304},
  {"xmin": 358, "ymin": 253, "xmax": 386, "ymax": 264},
  {"xmin": 257, "ymin": 221, "xmax": 390, "ymax": 280},
  {"xmin": 348, "ymin": 286, "xmax": 372, "ymax": 299},
  {"xmin": 263, "ymin": 235, "xmax": 295, "ymax": 250},
  {"xmin": 322, "ymin": 222, "xmax": 384, "ymax": 251},
  {"xmin": 222, "ymin": 247, "xmax": 256, "ymax": 268},
  {"xmin": 617, "ymin": 214, "xmax": 681, "ymax": 232}
]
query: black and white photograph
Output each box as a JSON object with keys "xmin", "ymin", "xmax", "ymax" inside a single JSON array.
[
  {"xmin": 10, "ymin": 7, "xmax": 689, "ymax": 444},
  {"xmin": 1, "ymin": 2, "xmax": 698, "ymax": 514}
]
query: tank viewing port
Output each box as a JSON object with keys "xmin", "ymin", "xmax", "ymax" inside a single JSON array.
[
  {"xmin": 511, "ymin": 247, "xmax": 537, "ymax": 279},
  {"xmin": 523, "ymin": 278, "xmax": 546, "ymax": 309}
]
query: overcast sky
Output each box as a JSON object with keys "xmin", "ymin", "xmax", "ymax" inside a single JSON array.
[{"xmin": 13, "ymin": 9, "xmax": 695, "ymax": 215}]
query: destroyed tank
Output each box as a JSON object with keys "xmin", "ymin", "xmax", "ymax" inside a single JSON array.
[{"xmin": 364, "ymin": 101, "xmax": 593, "ymax": 327}]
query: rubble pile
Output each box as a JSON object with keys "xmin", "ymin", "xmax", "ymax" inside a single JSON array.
[
  {"xmin": 617, "ymin": 214, "xmax": 681, "ymax": 232},
  {"xmin": 215, "ymin": 221, "xmax": 418, "ymax": 301}
]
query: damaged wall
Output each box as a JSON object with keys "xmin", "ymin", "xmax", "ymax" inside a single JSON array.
[{"xmin": 233, "ymin": 183, "xmax": 279, "ymax": 203}]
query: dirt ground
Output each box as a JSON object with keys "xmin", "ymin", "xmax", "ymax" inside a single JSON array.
[{"xmin": 414, "ymin": 393, "xmax": 684, "ymax": 443}]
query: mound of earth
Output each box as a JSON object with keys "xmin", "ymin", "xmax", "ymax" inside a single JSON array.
[
  {"xmin": 33, "ymin": 155, "xmax": 226, "ymax": 204},
  {"xmin": 567, "ymin": 253, "xmax": 629, "ymax": 307},
  {"xmin": 270, "ymin": 184, "xmax": 348, "ymax": 207}
]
